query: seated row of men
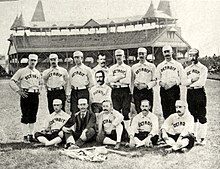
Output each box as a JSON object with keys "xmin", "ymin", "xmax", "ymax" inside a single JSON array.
[{"xmin": 35, "ymin": 98, "xmax": 195, "ymax": 153}]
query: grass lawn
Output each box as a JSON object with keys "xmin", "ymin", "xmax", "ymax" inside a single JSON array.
[{"xmin": 0, "ymin": 79, "xmax": 219, "ymax": 169}]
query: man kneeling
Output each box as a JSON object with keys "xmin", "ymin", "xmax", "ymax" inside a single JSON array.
[
  {"xmin": 161, "ymin": 100, "xmax": 195, "ymax": 153},
  {"xmin": 96, "ymin": 100, "xmax": 128, "ymax": 150},
  {"xmin": 129, "ymin": 100, "xmax": 159, "ymax": 148},
  {"xmin": 35, "ymin": 99, "xmax": 70, "ymax": 146},
  {"xmin": 63, "ymin": 98, "xmax": 96, "ymax": 149}
]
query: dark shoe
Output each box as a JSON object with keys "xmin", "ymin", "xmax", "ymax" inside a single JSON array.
[
  {"xmin": 75, "ymin": 138, "xmax": 85, "ymax": 147},
  {"xmin": 28, "ymin": 135, "xmax": 38, "ymax": 143},
  {"xmin": 23, "ymin": 136, "xmax": 29, "ymax": 143},
  {"xmin": 113, "ymin": 142, "xmax": 121, "ymax": 150}
]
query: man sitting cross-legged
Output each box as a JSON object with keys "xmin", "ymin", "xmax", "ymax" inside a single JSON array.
[
  {"xmin": 161, "ymin": 100, "xmax": 195, "ymax": 153},
  {"xmin": 129, "ymin": 99, "xmax": 159, "ymax": 148},
  {"xmin": 96, "ymin": 100, "xmax": 128, "ymax": 150},
  {"xmin": 34, "ymin": 99, "xmax": 70, "ymax": 146},
  {"xmin": 62, "ymin": 98, "xmax": 96, "ymax": 149}
]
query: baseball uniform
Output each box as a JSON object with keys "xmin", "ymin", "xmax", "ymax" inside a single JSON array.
[
  {"xmin": 156, "ymin": 59, "xmax": 185, "ymax": 119},
  {"xmin": 43, "ymin": 66, "xmax": 69, "ymax": 114},
  {"xmin": 35, "ymin": 110, "xmax": 70, "ymax": 141},
  {"xmin": 108, "ymin": 62, "xmax": 131, "ymax": 120},
  {"xmin": 130, "ymin": 112, "xmax": 159, "ymax": 145},
  {"xmin": 90, "ymin": 84, "xmax": 112, "ymax": 113},
  {"xmin": 66, "ymin": 63, "xmax": 94, "ymax": 114},
  {"xmin": 131, "ymin": 60, "xmax": 156, "ymax": 113}
]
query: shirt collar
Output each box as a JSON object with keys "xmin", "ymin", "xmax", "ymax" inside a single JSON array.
[
  {"xmin": 50, "ymin": 65, "xmax": 60, "ymax": 70},
  {"xmin": 164, "ymin": 58, "xmax": 175, "ymax": 64},
  {"xmin": 140, "ymin": 112, "xmax": 149, "ymax": 118},
  {"xmin": 116, "ymin": 62, "xmax": 125, "ymax": 67},
  {"xmin": 139, "ymin": 60, "xmax": 148, "ymax": 66}
]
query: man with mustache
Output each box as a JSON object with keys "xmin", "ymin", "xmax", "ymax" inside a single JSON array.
[
  {"xmin": 129, "ymin": 100, "xmax": 159, "ymax": 148},
  {"xmin": 9, "ymin": 54, "xmax": 41, "ymax": 142},
  {"xmin": 42, "ymin": 54, "xmax": 69, "ymax": 114},
  {"xmin": 131, "ymin": 47, "xmax": 157, "ymax": 113},
  {"xmin": 156, "ymin": 45, "xmax": 185, "ymax": 119},
  {"xmin": 62, "ymin": 98, "xmax": 96, "ymax": 149},
  {"xmin": 93, "ymin": 54, "xmax": 109, "ymax": 84},
  {"xmin": 90, "ymin": 70, "xmax": 112, "ymax": 128},
  {"xmin": 184, "ymin": 48, "xmax": 208, "ymax": 145},
  {"xmin": 96, "ymin": 100, "xmax": 128, "ymax": 150},
  {"xmin": 161, "ymin": 100, "xmax": 195, "ymax": 153}
]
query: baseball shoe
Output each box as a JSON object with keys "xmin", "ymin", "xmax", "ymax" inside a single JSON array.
[
  {"xmin": 165, "ymin": 147, "xmax": 173, "ymax": 154},
  {"xmin": 113, "ymin": 142, "xmax": 121, "ymax": 150},
  {"xmin": 23, "ymin": 136, "xmax": 29, "ymax": 143},
  {"xmin": 28, "ymin": 135, "xmax": 38, "ymax": 143},
  {"xmin": 75, "ymin": 138, "xmax": 85, "ymax": 147},
  {"xmin": 68, "ymin": 144, "xmax": 79, "ymax": 150},
  {"xmin": 180, "ymin": 148, "xmax": 188, "ymax": 153},
  {"xmin": 197, "ymin": 138, "xmax": 206, "ymax": 146}
]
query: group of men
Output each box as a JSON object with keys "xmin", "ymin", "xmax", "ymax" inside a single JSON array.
[{"xmin": 9, "ymin": 45, "xmax": 208, "ymax": 153}]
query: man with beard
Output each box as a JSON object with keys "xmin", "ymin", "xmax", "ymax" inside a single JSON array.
[
  {"xmin": 156, "ymin": 45, "xmax": 185, "ymax": 119},
  {"xmin": 108, "ymin": 49, "xmax": 132, "ymax": 132},
  {"xmin": 90, "ymin": 70, "xmax": 112, "ymax": 126},
  {"xmin": 184, "ymin": 48, "xmax": 208, "ymax": 145},
  {"xmin": 161, "ymin": 100, "xmax": 195, "ymax": 153},
  {"xmin": 93, "ymin": 54, "xmax": 109, "ymax": 84},
  {"xmin": 9, "ymin": 54, "xmax": 41, "ymax": 142},
  {"xmin": 42, "ymin": 54, "xmax": 69, "ymax": 114},
  {"xmin": 63, "ymin": 98, "xmax": 96, "ymax": 149},
  {"xmin": 96, "ymin": 100, "xmax": 128, "ymax": 150},
  {"xmin": 129, "ymin": 100, "xmax": 159, "ymax": 148},
  {"xmin": 131, "ymin": 47, "xmax": 157, "ymax": 113}
]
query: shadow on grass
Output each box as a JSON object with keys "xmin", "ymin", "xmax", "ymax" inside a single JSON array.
[{"xmin": 0, "ymin": 142, "xmax": 61, "ymax": 151}]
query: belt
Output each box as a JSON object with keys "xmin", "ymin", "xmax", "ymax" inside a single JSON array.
[
  {"xmin": 22, "ymin": 88, "xmax": 39, "ymax": 93},
  {"xmin": 111, "ymin": 84, "xmax": 129, "ymax": 88},
  {"xmin": 71, "ymin": 86, "xmax": 87, "ymax": 90},
  {"xmin": 188, "ymin": 86, "xmax": 204, "ymax": 90},
  {"xmin": 47, "ymin": 86, "xmax": 64, "ymax": 91}
]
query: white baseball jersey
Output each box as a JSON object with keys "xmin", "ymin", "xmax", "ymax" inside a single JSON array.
[
  {"xmin": 11, "ymin": 66, "xmax": 41, "ymax": 91},
  {"xmin": 184, "ymin": 62, "xmax": 208, "ymax": 88},
  {"xmin": 131, "ymin": 61, "xmax": 156, "ymax": 89},
  {"xmin": 44, "ymin": 110, "xmax": 70, "ymax": 131},
  {"xmin": 161, "ymin": 112, "xmax": 194, "ymax": 136},
  {"xmin": 156, "ymin": 59, "xmax": 185, "ymax": 85},
  {"xmin": 99, "ymin": 109, "xmax": 124, "ymax": 133},
  {"xmin": 42, "ymin": 66, "xmax": 69, "ymax": 88},
  {"xmin": 108, "ymin": 63, "xmax": 131, "ymax": 86},
  {"xmin": 66, "ymin": 63, "xmax": 94, "ymax": 95},
  {"xmin": 130, "ymin": 112, "xmax": 159, "ymax": 136},
  {"xmin": 90, "ymin": 84, "xmax": 112, "ymax": 103}
]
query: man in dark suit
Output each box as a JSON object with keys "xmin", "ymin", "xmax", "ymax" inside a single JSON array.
[{"xmin": 63, "ymin": 98, "xmax": 96, "ymax": 149}]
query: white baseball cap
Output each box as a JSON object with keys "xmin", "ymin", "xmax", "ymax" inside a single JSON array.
[
  {"xmin": 138, "ymin": 47, "xmax": 147, "ymax": 53},
  {"xmin": 73, "ymin": 51, "xmax": 83, "ymax": 57},
  {"xmin": 49, "ymin": 53, "xmax": 58, "ymax": 59},
  {"xmin": 115, "ymin": 49, "xmax": 124, "ymax": 56},
  {"xmin": 175, "ymin": 100, "xmax": 186, "ymax": 107},
  {"xmin": 189, "ymin": 48, "xmax": 199, "ymax": 55},
  {"xmin": 162, "ymin": 45, "xmax": 172, "ymax": 52},
  {"xmin": 78, "ymin": 98, "xmax": 88, "ymax": 104},
  {"xmin": 28, "ymin": 54, "xmax": 38, "ymax": 60},
  {"xmin": 53, "ymin": 99, "xmax": 62, "ymax": 105}
]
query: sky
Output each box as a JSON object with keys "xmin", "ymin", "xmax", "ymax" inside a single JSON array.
[{"xmin": 0, "ymin": 0, "xmax": 220, "ymax": 57}]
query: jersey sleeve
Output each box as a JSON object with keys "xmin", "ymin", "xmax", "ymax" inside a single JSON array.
[
  {"xmin": 112, "ymin": 110, "xmax": 124, "ymax": 126},
  {"xmin": 161, "ymin": 115, "xmax": 173, "ymax": 132},
  {"xmin": 130, "ymin": 115, "xmax": 139, "ymax": 136},
  {"xmin": 147, "ymin": 64, "xmax": 157, "ymax": 89},
  {"xmin": 191, "ymin": 65, "xmax": 208, "ymax": 87},
  {"xmin": 119, "ymin": 65, "xmax": 131, "ymax": 85},
  {"xmin": 149, "ymin": 114, "xmax": 159, "ymax": 136}
]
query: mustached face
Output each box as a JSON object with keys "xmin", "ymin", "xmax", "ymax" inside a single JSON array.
[
  {"xmin": 98, "ymin": 56, "xmax": 106, "ymax": 67},
  {"xmin": 140, "ymin": 100, "xmax": 150, "ymax": 112},
  {"xmin": 176, "ymin": 105, "xmax": 185, "ymax": 116},
  {"xmin": 95, "ymin": 72, "xmax": 104, "ymax": 85},
  {"xmin": 78, "ymin": 103, "xmax": 88, "ymax": 112},
  {"xmin": 50, "ymin": 58, "xmax": 58, "ymax": 67},
  {"xmin": 28, "ymin": 59, "xmax": 38, "ymax": 68},
  {"xmin": 163, "ymin": 50, "xmax": 172, "ymax": 61},
  {"xmin": 102, "ymin": 102, "xmax": 111, "ymax": 112}
]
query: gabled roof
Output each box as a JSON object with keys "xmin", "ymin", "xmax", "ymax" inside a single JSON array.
[
  {"xmin": 157, "ymin": 0, "xmax": 173, "ymax": 17},
  {"xmin": 83, "ymin": 19, "xmax": 100, "ymax": 28},
  {"xmin": 31, "ymin": 0, "xmax": 45, "ymax": 22}
]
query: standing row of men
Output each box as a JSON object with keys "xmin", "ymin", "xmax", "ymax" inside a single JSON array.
[{"xmin": 9, "ymin": 45, "xmax": 208, "ymax": 147}]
